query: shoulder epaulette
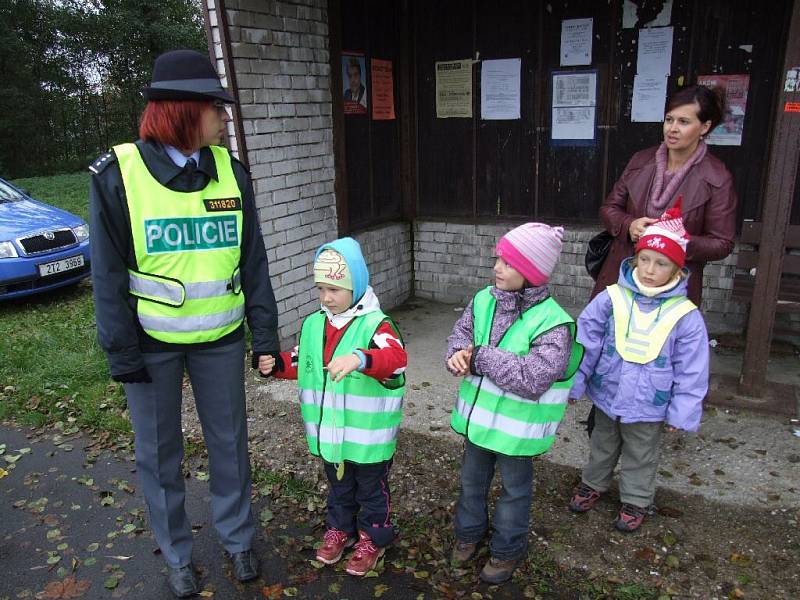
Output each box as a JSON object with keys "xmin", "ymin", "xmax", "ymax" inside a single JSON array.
[
  {"xmin": 88, "ymin": 151, "xmax": 116, "ymax": 175},
  {"xmin": 227, "ymin": 149, "xmax": 250, "ymax": 174}
]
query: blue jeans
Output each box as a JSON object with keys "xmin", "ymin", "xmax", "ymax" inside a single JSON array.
[{"xmin": 454, "ymin": 440, "xmax": 534, "ymax": 561}]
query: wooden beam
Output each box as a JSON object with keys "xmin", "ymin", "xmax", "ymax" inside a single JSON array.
[
  {"xmin": 398, "ymin": 0, "xmax": 417, "ymax": 222},
  {"xmin": 328, "ymin": 0, "xmax": 349, "ymax": 236},
  {"xmin": 738, "ymin": 0, "xmax": 800, "ymax": 396}
]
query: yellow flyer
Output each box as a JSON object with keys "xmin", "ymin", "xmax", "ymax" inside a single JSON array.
[{"xmin": 435, "ymin": 59, "xmax": 473, "ymax": 118}]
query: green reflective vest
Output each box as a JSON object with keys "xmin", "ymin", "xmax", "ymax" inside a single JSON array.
[
  {"xmin": 451, "ymin": 287, "xmax": 583, "ymax": 457},
  {"xmin": 606, "ymin": 284, "xmax": 696, "ymax": 364},
  {"xmin": 115, "ymin": 143, "xmax": 245, "ymax": 344},
  {"xmin": 298, "ymin": 310, "xmax": 405, "ymax": 464}
]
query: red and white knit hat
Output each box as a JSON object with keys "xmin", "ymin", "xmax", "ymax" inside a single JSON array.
[
  {"xmin": 635, "ymin": 197, "xmax": 690, "ymax": 267},
  {"xmin": 495, "ymin": 223, "xmax": 564, "ymax": 286}
]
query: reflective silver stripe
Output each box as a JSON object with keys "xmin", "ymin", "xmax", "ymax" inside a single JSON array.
[
  {"xmin": 626, "ymin": 337, "xmax": 649, "ymax": 347},
  {"xmin": 131, "ymin": 273, "xmax": 240, "ymax": 302},
  {"xmin": 299, "ymin": 389, "xmax": 403, "ymax": 413},
  {"xmin": 138, "ymin": 305, "xmax": 244, "ymax": 333},
  {"xmin": 454, "ymin": 395, "xmax": 471, "ymax": 419},
  {"xmin": 622, "ymin": 345, "xmax": 647, "ymax": 356},
  {"xmin": 463, "ymin": 375, "xmax": 568, "ymax": 406},
  {"xmin": 184, "ymin": 278, "xmax": 237, "ymax": 299},
  {"xmin": 467, "ymin": 403, "xmax": 560, "ymax": 440},
  {"xmin": 129, "ymin": 273, "xmax": 183, "ymax": 305},
  {"xmin": 316, "ymin": 424, "xmax": 399, "ymax": 446}
]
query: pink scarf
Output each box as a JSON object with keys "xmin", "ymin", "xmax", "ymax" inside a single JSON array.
[{"xmin": 647, "ymin": 140, "xmax": 707, "ymax": 217}]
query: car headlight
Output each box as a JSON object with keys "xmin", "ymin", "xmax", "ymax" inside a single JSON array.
[
  {"xmin": 0, "ymin": 241, "xmax": 18, "ymax": 258},
  {"xmin": 72, "ymin": 224, "xmax": 90, "ymax": 242}
]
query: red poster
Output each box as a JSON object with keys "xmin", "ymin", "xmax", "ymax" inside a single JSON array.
[
  {"xmin": 696, "ymin": 74, "xmax": 750, "ymax": 146},
  {"xmin": 371, "ymin": 59, "xmax": 396, "ymax": 120},
  {"xmin": 342, "ymin": 52, "xmax": 368, "ymax": 116}
]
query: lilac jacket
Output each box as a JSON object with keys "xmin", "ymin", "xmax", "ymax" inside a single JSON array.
[
  {"xmin": 446, "ymin": 286, "xmax": 572, "ymax": 399},
  {"xmin": 569, "ymin": 260, "xmax": 709, "ymax": 431}
]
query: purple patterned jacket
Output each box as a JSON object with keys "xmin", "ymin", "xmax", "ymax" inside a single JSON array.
[{"xmin": 446, "ymin": 286, "xmax": 572, "ymax": 400}]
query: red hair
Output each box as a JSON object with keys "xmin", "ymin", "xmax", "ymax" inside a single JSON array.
[{"xmin": 139, "ymin": 100, "xmax": 212, "ymax": 150}]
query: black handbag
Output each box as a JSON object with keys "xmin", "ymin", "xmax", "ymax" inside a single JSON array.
[{"xmin": 584, "ymin": 230, "xmax": 613, "ymax": 281}]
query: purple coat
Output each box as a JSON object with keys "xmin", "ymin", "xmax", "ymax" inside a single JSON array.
[
  {"xmin": 569, "ymin": 260, "xmax": 709, "ymax": 431},
  {"xmin": 446, "ymin": 286, "xmax": 572, "ymax": 399}
]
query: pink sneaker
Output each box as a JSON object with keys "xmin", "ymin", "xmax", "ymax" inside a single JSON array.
[
  {"xmin": 345, "ymin": 531, "xmax": 385, "ymax": 576},
  {"xmin": 316, "ymin": 528, "xmax": 356, "ymax": 564}
]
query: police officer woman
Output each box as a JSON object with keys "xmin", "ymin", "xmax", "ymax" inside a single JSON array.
[{"xmin": 89, "ymin": 49, "xmax": 279, "ymax": 597}]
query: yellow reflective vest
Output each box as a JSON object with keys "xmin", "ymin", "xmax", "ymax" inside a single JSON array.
[
  {"xmin": 606, "ymin": 284, "xmax": 697, "ymax": 364},
  {"xmin": 115, "ymin": 143, "xmax": 245, "ymax": 344}
]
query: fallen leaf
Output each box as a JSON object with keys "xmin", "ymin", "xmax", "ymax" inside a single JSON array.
[
  {"xmin": 86, "ymin": 543, "xmax": 99, "ymax": 552},
  {"xmin": 665, "ymin": 555, "xmax": 680, "ymax": 568},
  {"xmin": 103, "ymin": 577, "xmax": 119, "ymax": 590},
  {"xmin": 198, "ymin": 592, "xmax": 214, "ymax": 598},
  {"xmin": 413, "ymin": 570, "xmax": 429, "ymax": 579},
  {"xmin": 259, "ymin": 508, "xmax": 274, "ymax": 524},
  {"xmin": 261, "ymin": 583, "xmax": 283, "ymax": 599},
  {"xmin": 633, "ymin": 547, "xmax": 656, "ymax": 563},
  {"xmin": 104, "ymin": 556, "xmax": 132, "ymax": 561},
  {"xmin": 0, "ymin": 467, "xmax": 8, "ymax": 479},
  {"xmin": 327, "ymin": 582, "xmax": 341, "ymax": 594},
  {"xmin": 374, "ymin": 583, "xmax": 390, "ymax": 597},
  {"xmin": 121, "ymin": 524, "xmax": 136, "ymax": 534},
  {"xmin": 730, "ymin": 553, "xmax": 752, "ymax": 566},
  {"xmin": 282, "ymin": 588, "xmax": 298, "ymax": 597}
]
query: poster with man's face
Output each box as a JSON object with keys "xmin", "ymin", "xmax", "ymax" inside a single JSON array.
[{"xmin": 342, "ymin": 53, "xmax": 368, "ymax": 115}]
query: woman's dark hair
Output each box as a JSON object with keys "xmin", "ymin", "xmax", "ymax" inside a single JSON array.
[{"xmin": 666, "ymin": 85, "xmax": 725, "ymax": 130}]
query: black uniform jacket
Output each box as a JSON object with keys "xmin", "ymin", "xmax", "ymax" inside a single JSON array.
[{"xmin": 89, "ymin": 140, "xmax": 279, "ymax": 378}]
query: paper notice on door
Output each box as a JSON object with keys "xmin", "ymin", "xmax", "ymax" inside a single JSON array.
[
  {"xmin": 480, "ymin": 58, "xmax": 521, "ymax": 120},
  {"xmin": 436, "ymin": 59, "xmax": 473, "ymax": 118},
  {"xmin": 637, "ymin": 26, "xmax": 673, "ymax": 75},
  {"xmin": 631, "ymin": 74, "xmax": 668, "ymax": 122},
  {"xmin": 560, "ymin": 18, "xmax": 593, "ymax": 66}
]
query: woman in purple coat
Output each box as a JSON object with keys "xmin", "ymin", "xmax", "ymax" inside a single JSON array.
[{"xmin": 568, "ymin": 202, "xmax": 709, "ymax": 532}]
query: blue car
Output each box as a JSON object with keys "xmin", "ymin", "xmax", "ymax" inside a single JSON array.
[{"xmin": 0, "ymin": 177, "xmax": 91, "ymax": 300}]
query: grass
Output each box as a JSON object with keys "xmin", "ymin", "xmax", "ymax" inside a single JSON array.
[
  {"xmin": 0, "ymin": 173, "xmax": 129, "ymax": 436},
  {"xmin": 12, "ymin": 172, "xmax": 92, "ymax": 221}
]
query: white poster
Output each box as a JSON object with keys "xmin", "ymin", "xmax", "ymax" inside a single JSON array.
[
  {"xmin": 632, "ymin": 74, "xmax": 668, "ymax": 122},
  {"xmin": 480, "ymin": 58, "xmax": 522, "ymax": 120},
  {"xmin": 560, "ymin": 18, "xmax": 593, "ymax": 66},
  {"xmin": 637, "ymin": 26, "xmax": 673, "ymax": 75},
  {"xmin": 552, "ymin": 71, "xmax": 597, "ymax": 140}
]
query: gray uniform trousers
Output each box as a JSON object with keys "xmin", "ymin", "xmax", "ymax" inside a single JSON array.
[
  {"xmin": 582, "ymin": 407, "xmax": 664, "ymax": 508},
  {"xmin": 124, "ymin": 338, "xmax": 254, "ymax": 568}
]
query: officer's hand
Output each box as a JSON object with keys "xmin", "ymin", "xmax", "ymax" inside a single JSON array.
[
  {"xmin": 112, "ymin": 367, "xmax": 152, "ymax": 384},
  {"xmin": 326, "ymin": 354, "xmax": 361, "ymax": 382},
  {"xmin": 258, "ymin": 354, "xmax": 276, "ymax": 376}
]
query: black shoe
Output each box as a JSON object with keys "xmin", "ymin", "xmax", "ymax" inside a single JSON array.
[
  {"xmin": 167, "ymin": 564, "xmax": 199, "ymax": 598},
  {"xmin": 231, "ymin": 550, "xmax": 259, "ymax": 582}
]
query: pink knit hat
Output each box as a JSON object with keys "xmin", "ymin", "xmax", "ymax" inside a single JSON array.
[{"xmin": 495, "ymin": 223, "xmax": 565, "ymax": 286}]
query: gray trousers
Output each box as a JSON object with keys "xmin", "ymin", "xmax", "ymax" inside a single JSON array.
[
  {"xmin": 582, "ymin": 407, "xmax": 663, "ymax": 508},
  {"xmin": 124, "ymin": 338, "xmax": 254, "ymax": 568}
]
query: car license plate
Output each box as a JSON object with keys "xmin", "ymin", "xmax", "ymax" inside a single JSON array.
[{"xmin": 38, "ymin": 254, "xmax": 85, "ymax": 277}]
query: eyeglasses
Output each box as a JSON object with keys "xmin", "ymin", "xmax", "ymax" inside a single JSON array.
[{"xmin": 212, "ymin": 100, "xmax": 230, "ymax": 114}]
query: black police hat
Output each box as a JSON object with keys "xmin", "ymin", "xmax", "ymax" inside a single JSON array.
[{"xmin": 141, "ymin": 49, "xmax": 235, "ymax": 103}]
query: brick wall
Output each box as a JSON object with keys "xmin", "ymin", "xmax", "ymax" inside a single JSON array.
[
  {"xmin": 414, "ymin": 220, "xmax": 747, "ymax": 333},
  {"xmin": 220, "ymin": 0, "xmax": 337, "ymax": 343},
  {"xmin": 352, "ymin": 223, "xmax": 413, "ymax": 311}
]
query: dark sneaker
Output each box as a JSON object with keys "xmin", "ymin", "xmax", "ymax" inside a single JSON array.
[
  {"xmin": 479, "ymin": 556, "xmax": 520, "ymax": 585},
  {"xmin": 450, "ymin": 539, "xmax": 478, "ymax": 564},
  {"xmin": 166, "ymin": 564, "xmax": 199, "ymax": 598},
  {"xmin": 569, "ymin": 482, "xmax": 602, "ymax": 513},
  {"xmin": 614, "ymin": 503, "xmax": 646, "ymax": 532},
  {"xmin": 231, "ymin": 550, "xmax": 259, "ymax": 581}
]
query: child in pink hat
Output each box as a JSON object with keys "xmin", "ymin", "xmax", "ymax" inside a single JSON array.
[{"xmin": 445, "ymin": 223, "xmax": 583, "ymax": 584}]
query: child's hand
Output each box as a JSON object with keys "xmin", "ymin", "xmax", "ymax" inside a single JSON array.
[
  {"xmin": 326, "ymin": 354, "xmax": 362, "ymax": 382},
  {"xmin": 666, "ymin": 425, "xmax": 678, "ymax": 433},
  {"xmin": 258, "ymin": 354, "xmax": 276, "ymax": 376},
  {"xmin": 447, "ymin": 345, "xmax": 473, "ymax": 377}
]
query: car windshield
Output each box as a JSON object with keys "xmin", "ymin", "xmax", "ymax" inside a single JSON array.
[{"xmin": 0, "ymin": 179, "xmax": 24, "ymax": 204}]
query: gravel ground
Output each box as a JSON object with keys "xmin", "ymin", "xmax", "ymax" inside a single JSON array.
[{"xmin": 176, "ymin": 298, "xmax": 800, "ymax": 598}]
